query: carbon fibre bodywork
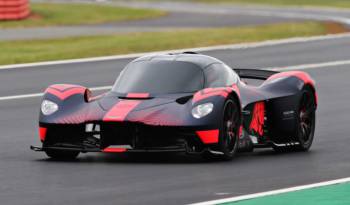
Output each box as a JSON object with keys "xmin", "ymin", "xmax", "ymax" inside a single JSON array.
[{"xmin": 31, "ymin": 53, "xmax": 317, "ymax": 156}]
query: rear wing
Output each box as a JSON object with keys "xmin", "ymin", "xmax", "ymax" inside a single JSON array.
[{"xmin": 234, "ymin": 69, "xmax": 279, "ymax": 80}]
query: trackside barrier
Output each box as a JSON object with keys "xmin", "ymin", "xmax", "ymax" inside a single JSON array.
[{"xmin": 0, "ymin": 0, "xmax": 30, "ymax": 20}]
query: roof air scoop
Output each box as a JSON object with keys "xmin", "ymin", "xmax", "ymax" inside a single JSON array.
[{"xmin": 119, "ymin": 93, "xmax": 153, "ymax": 100}]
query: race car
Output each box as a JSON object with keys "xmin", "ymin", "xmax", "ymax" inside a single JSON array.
[{"xmin": 31, "ymin": 52, "xmax": 317, "ymax": 160}]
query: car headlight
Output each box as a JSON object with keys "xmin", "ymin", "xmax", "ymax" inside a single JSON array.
[
  {"xmin": 192, "ymin": 103, "xmax": 214, "ymax": 119},
  {"xmin": 41, "ymin": 100, "xmax": 58, "ymax": 115}
]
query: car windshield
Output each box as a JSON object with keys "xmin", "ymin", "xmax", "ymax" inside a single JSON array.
[{"xmin": 112, "ymin": 61, "xmax": 204, "ymax": 94}]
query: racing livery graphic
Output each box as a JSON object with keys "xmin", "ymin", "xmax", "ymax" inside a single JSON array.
[{"xmin": 31, "ymin": 53, "xmax": 317, "ymax": 160}]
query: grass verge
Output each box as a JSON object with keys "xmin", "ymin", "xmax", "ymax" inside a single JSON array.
[
  {"xmin": 0, "ymin": 21, "xmax": 345, "ymax": 65},
  {"xmin": 221, "ymin": 182, "xmax": 350, "ymax": 205},
  {"xmin": 192, "ymin": 0, "xmax": 350, "ymax": 9},
  {"xmin": 0, "ymin": 3, "xmax": 166, "ymax": 28}
]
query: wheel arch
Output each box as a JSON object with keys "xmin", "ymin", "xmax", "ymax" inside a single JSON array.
[
  {"xmin": 40, "ymin": 84, "xmax": 93, "ymax": 125},
  {"xmin": 303, "ymin": 83, "xmax": 318, "ymax": 107},
  {"xmin": 227, "ymin": 90, "xmax": 242, "ymax": 118},
  {"xmin": 44, "ymin": 84, "xmax": 91, "ymax": 103}
]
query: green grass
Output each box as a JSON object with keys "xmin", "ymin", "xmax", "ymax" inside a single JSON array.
[
  {"xmin": 222, "ymin": 183, "xmax": 350, "ymax": 205},
  {"xmin": 0, "ymin": 3, "xmax": 166, "ymax": 28},
  {"xmin": 0, "ymin": 21, "xmax": 336, "ymax": 65},
  {"xmin": 192, "ymin": 0, "xmax": 350, "ymax": 8}
]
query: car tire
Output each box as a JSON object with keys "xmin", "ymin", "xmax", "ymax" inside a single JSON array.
[
  {"xmin": 202, "ymin": 97, "xmax": 241, "ymax": 161},
  {"xmin": 273, "ymin": 86, "xmax": 316, "ymax": 152}
]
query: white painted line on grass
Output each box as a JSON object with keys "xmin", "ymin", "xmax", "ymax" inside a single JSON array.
[
  {"xmin": 0, "ymin": 32, "xmax": 350, "ymax": 70},
  {"xmin": 189, "ymin": 177, "xmax": 350, "ymax": 205},
  {"xmin": 1, "ymin": 58, "xmax": 350, "ymax": 101}
]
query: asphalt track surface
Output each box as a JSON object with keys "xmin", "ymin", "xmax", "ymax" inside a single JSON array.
[
  {"xmin": 5, "ymin": 0, "xmax": 350, "ymax": 40},
  {"xmin": 0, "ymin": 1, "xmax": 300, "ymax": 41},
  {"xmin": 0, "ymin": 35, "xmax": 350, "ymax": 205}
]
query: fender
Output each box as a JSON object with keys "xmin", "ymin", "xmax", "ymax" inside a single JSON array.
[
  {"xmin": 39, "ymin": 84, "xmax": 101, "ymax": 124},
  {"xmin": 239, "ymin": 71, "xmax": 317, "ymax": 108},
  {"xmin": 266, "ymin": 71, "xmax": 318, "ymax": 106},
  {"xmin": 45, "ymin": 84, "xmax": 89, "ymax": 102},
  {"xmin": 192, "ymin": 85, "xmax": 241, "ymax": 105}
]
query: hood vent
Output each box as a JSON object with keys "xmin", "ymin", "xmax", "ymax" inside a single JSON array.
[{"xmin": 176, "ymin": 95, "xmax": 193, "ymax": 104}]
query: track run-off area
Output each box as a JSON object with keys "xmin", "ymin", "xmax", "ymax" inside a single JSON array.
[{"xmin": 0, "ymin": 33, "xmax": 350, "ymax": 205}]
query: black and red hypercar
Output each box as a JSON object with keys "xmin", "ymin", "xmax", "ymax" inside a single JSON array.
[{"xmin": 31, "ymin": 53, "xmax": 317, "ymax": 160}]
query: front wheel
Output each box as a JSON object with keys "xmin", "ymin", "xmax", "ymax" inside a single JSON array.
[
  {"xmin": 45, "ymin": 149, "xmax": 80, "ymax": 160},
  {"xmin": 202, "ymin": 97, "xmax": 241, "ymax": 160}
]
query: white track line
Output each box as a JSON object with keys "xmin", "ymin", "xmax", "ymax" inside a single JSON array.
[
  {"xmin": 1, "ymin": 58, "xmax": 350, "ymax": 101},
  {"xmin": 0, "ymin": 32, "xmax": 350, "ymax": 70},
  {"xmin": 190, "ymin": 177, "xmax": 350, "ymax": 205},
  {"xmin": 0, "ymin": 86, "xmax": 112, "ymax": 101},
  {"xmin": 268, "ymin": 59, "xmax": 350, "ymax": 71}
]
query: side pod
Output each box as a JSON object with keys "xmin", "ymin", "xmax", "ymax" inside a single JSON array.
[{"xmin": 263, "ymin": 71, "xmax": 317, "ymax": 143}]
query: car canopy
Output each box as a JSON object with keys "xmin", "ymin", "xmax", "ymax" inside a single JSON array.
[{"xmin": 113, "ymin": 60, "xmax": 205, "ymax": 94}]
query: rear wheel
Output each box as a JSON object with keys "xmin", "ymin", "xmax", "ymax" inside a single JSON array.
[
  {"xmin": 295, "ymin": 86, "xmax": 316, "ymax": 151},
  {"xmin": 45, "ymin": 149, "xmax": 80, "ymax": 160},
  {"xmin": 273, "ymin": 86, "xmax": 316, "ymax": 152},
  {"xmin": 203, "ymin": 97, "xmax": 241, "ymax": 160}
]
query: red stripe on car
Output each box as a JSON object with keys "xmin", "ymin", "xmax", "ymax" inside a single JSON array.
[
  {"xmin": 102, "ymin": 147, "xmax": 127, "ymax": 153},
  {"xmin": 39, "ymin": 127, "xmax": 47, "ymax": 142},
  {"xmin": 231, "ymin": 84, "xmax": 241, "ymax": 97},
  {"xmin": 196, "ymin": 129, "xmax": 219, "ymax": 144},
  {"xmin": 267, "ymin": 71, "xmax": 314, "ymax": 85},
  {"xmin": 46, "ymin": 87, "xmax": 85, "ymax": 100},
  {"xmin": 249, "ymin": 102, "xmax": 265, "ymax": 136},
  {"xmin": 103, "ymin": 100, "xmax": 141, "ymax": 122},
  {"xmin": 193, "ymin": 88, "xmax": 231, "ymax": 103},
  {"xmin": 267, "ymin": 71, "xmax": 317, "ymax": 105},
  {"xmin": 50, "ymin": 84, "xmax": 80, "ymax": 91},
  {"xmin": 127, "ymin": 93, "xmax": 150, "ymax": 98}
]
